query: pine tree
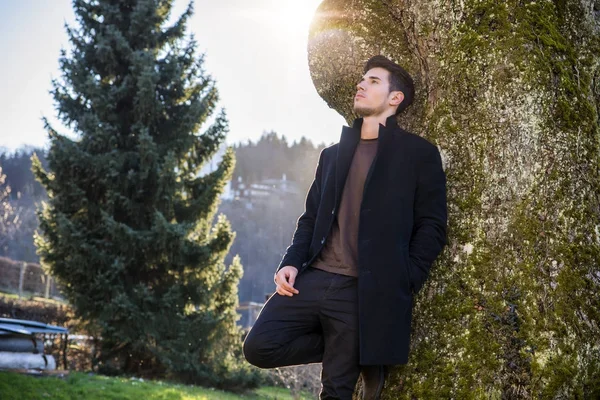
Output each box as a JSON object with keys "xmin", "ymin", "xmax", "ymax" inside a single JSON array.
[{"xmin": 33, "ymin": 0, "xmax": 259, "ymax": 388}]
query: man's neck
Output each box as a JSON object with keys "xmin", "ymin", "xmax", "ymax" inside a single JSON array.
[{"xmin": 360, "ymin": 113, "xmax": 394, "ymax": 139}]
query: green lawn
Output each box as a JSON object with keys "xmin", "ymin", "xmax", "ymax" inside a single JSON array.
[{"xmin": 0, "ymin": 371, "xmax": 313, "ymax": 400}]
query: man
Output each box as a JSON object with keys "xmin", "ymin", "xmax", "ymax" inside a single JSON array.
[{"xmin": 243, "ymin": 55, "xmax": 447, "ymax": 400}]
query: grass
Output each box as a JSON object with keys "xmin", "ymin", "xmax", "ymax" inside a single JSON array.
[{"xmin": 0, "ymin": 371, "xmax": 313, "ymax": 400}]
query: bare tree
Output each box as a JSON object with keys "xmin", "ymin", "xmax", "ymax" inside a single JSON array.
[{"xmin": 0, "ymin": 167, "xmax": 21, "ymax": 254}]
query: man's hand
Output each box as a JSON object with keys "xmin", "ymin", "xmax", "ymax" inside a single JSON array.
[{"xmin": 274, "ymin": 266, "xmax": 300, "ymax": 296}]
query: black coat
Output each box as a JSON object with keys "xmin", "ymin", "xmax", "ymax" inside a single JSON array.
[{"xmin": 276, "ymin": 115, "xmax": 447, "ymax": 365}]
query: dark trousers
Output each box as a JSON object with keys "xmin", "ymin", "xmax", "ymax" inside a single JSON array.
[{"xmin": 243, "ymin": 266, "xmax": 361, "ymax": 400}]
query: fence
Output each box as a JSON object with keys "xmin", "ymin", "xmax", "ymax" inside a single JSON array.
[{"xmin": 0, "ymin": 256, "xmax": 62, "ymax": 299}]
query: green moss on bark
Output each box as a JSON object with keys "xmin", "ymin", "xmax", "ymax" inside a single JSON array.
[{"xmin": 308, "ymin": 0, "xmax": 600, "ymax": 398}]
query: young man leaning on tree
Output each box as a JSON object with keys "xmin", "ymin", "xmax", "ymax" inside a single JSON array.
[{"xmin": 243, "ymin": 55, "xmax": 448, "ymax": 400}]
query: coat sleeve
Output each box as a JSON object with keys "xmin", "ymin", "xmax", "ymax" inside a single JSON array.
[
  {"xmin": 275, "ymin": 149, "xmax": 324, "ymax": 274},
  {"xmin": 408, "ymin": 144, "xmax": 448, "ymax": 294}
]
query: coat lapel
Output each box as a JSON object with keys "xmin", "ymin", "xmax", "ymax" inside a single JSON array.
[
  {"xmin": 334, "ymin": 115, "xmax": 401, "ymax": 207},
  {"xmin": 334, "ymin": 119, "xmax": 361, "ymax": 207}
]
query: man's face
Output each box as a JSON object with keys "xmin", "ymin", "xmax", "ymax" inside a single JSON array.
[{"xmin": 353, "ymin": 67, "xmax": 403, "ymax": 117}]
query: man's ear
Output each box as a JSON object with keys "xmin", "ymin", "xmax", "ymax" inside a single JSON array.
[{"xmin": 390, "ymin": 91, "xmax": 404, "ymax": 106}]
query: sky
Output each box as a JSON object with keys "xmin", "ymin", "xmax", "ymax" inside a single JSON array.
[{"xmin": 0, "ymin": 0, "xmax": 346, "ymax": 152}]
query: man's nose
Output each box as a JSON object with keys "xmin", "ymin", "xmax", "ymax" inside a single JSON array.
[{"xmin": 356, "ymin": 82, "xmax": 365, "ymax": 91}]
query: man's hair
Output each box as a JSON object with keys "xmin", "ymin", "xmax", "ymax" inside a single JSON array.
[{"xmin": 363, "ymin": 55, "xmax": 415, "ymax": 115}]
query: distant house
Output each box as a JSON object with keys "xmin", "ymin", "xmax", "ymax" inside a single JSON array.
[{"xmin": 231, "ymin": 174, "xmax": 302, "ymax": 207}]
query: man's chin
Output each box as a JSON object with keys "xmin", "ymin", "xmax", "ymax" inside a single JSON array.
[{"xmin": 353, "ymin": 106, "xmax": 374, "ymax": 117}]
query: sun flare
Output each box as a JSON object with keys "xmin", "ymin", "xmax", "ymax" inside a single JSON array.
[{"xmin": 278, "ymin": 1, "xmax": 320, "ymax": 34}]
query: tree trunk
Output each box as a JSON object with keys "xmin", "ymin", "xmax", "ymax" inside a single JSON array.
[{"xmin": 308, "ymin": 0, "xmax": 600, "ymax": 398}]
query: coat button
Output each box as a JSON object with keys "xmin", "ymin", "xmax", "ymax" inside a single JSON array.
[
  {"xmin": 321, "ymin": 237, "xmax": 325, "ymax": 244},
  {"xmin": 331, "ymin": 207, "xmax": 336, "ymax": 215}
]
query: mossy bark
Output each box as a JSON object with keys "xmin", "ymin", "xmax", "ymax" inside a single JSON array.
[{"xmin": 308, "ymin": 1, "xmax": 600, "ymax": 398}]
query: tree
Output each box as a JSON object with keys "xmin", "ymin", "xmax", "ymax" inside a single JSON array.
[
  {"xmin": 0, "ymin": 148, "xmax": 48, "ymax": 206},
  {"xmin": 33, "ymin": 0, "xmax": 258, "ymax": 388},
  {"xmin": 308, "ymin": 0, "xmax": 600, "ymax": 398},
  {"xmin": 231, "ymin": 132, "xmax": 326, "ymax": 194},
  {"xmin": 0, "ymin": 148, "xmax": 48, "ymax": 262},
  {"xmin": 0, "ymin": 166, "xmax": 19, "ymax": 256}
]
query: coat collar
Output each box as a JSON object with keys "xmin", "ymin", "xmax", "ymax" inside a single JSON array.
[
  {"xmin": 351, "ymin": 114, "xmax": 399, "ymax": 131},
  {"xmin": 334, "ymin": 115, "xmax": 401, "ymax": 207}
]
